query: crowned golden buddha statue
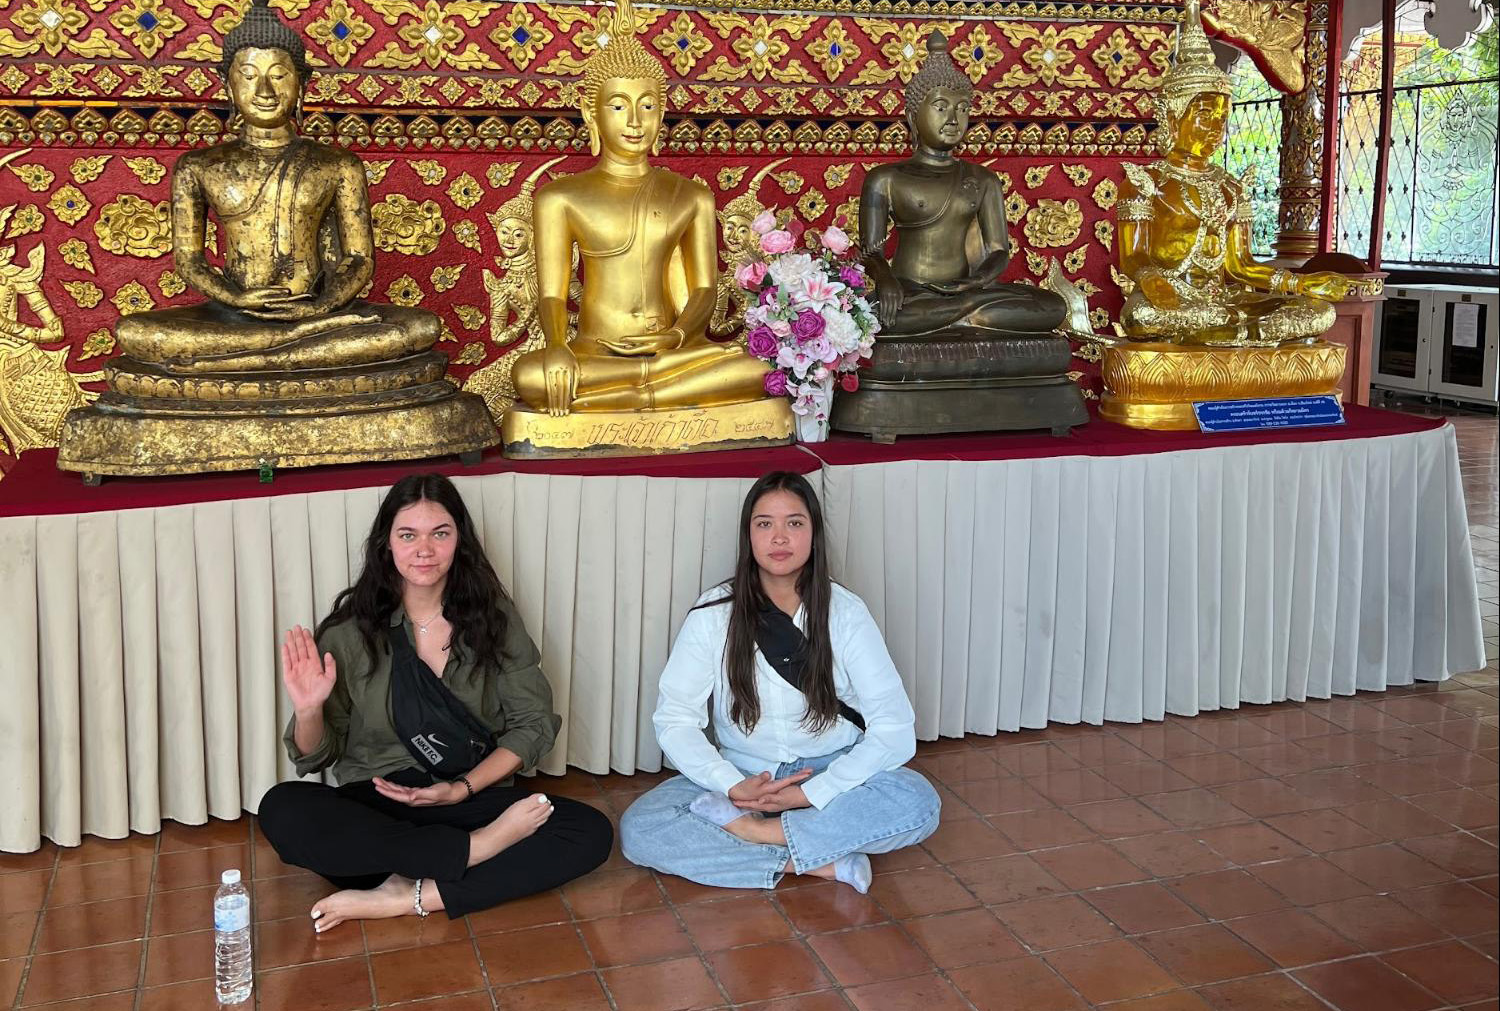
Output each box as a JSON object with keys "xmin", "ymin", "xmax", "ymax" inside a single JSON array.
[
  {"xmin": 709, "ymin": 158, "xmax": 789, "ymax": 340},
  {"xmin": 57, "ymin": 0, "xmax": 495, "ymax": 478},
  {"xmin": 498, "ymin": 0, "xmax": 791, "ymax": 457},
  {"xmin": 1101, "ymin": 0, "xmax": 1366, "ymax": 430},
  {"xmin": 831, "ymin": 33, "xmax": 1087, "ymax": 441}
]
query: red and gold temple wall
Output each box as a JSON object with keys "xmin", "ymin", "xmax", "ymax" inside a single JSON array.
[{"xmin": 0, "ymin": 0, "xmax": 1301, "ymax": 473}]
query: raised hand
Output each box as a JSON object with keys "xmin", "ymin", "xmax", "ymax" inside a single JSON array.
[{"xmin": 281, "ymin": 625, "xmax": 336, "ymax": 714}]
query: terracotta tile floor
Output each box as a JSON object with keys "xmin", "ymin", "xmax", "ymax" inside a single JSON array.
[{"xmin": 3, "ymin": 404, "xmax": 1496, "ymax": 1011}]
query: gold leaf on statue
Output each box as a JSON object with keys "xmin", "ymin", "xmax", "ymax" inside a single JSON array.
[
  {"xmin": 5, "ymin": 205, "xmax": 44, "ymax": 238},
  {"xmin": 430, "ymin": 264, "xmax": 465, "ymax": 292},
  {"xmin": 717, "ymin": 165, "xmax": 748, "ymax": 189},
  {"xmin": 9, "ymin": 163, "xmax": 55, "ymax": 192},
  {"xmin": 70, "ymin": 155, "xmax": 112, "ymax": 184},
  {"xmin": 454, "ymin": 341, "xmax": 487, "ymax": 365},
  {"xmin": 63, "ymin": 280, "xmax": 104, "ymax": 309},
  {"xmin": 124, "ymin": 156, "xmax": 167, "ymax": 185},
  {"xmin": 94, "ymin": 195, "xmax": 171, "ymax": 257},
  {"xmin": 411, "ymin": 159, "xmax": 448, "ymax": 186},
  {"xmin": 385, "ymin": 274, "xmax": 424, "ymax": 307},
  {"xmin": 47, "ymin": 186, "xmax": 91, "ymax": 225},
  {"xmin": 447, "ymin": 172, "xmax": 484, "ymax": 210},
  {"xmin": 111, "ymin": 280, "xmax": 155, "ymax": 315},
  {"xmin": 59, "ymin": 238, "xmax": 95, "ymax": 273},
  {"xmin": 365, "ymin": 159, "xmax": 394, "ymax": 185},
  {"xmin": 453, "ymin": 219, "xmax": 482, "ymax": 251},
  {"xmin": 486, "ymin": 161, "xmax": 519, "ymax": 188},
  {"xmin": 454, "ymin": 305, "xmax": 486, "ymax": 330},
  {"xmin": 79, "ymin": 329, "xmax": 116, "ymax": 359}
]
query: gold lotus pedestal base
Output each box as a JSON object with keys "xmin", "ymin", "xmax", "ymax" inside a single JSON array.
[
  {"xmin": 1100, "ymin": 340, "xmax": 1348, "ymax": 431},
  {"xmin": 57, "ymin": 383, "xmax": 498, "ymax": 478},
  {"xmin": 500, "ymin": 399, "xmax": 793, "ymax": 459}
]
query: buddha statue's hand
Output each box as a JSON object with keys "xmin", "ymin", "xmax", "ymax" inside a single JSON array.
[
  {"xmin": 541, "ymin": 344, "xmax": 579, "ymax": 417},
  {"xmin": 869, "ymin": 263, "xmax": 904, "ymax": 328},
  {"xmin": 229, "ymin": 286, "xmax": 297, "ymax": 313},
  {"xmin": 1299, "ymin": 272, "xmax": 1355, "ymax": 303},
  {"xmin": 1140, "ymin": 274, "xmax": 1182, "ymax": 309},
  {"xmin": 597, "ymin": 332, "xmax": 677, "ymax": 357}
]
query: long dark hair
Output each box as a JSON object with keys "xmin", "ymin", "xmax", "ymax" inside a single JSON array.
[
  {"xmin": 317, "ymin": 473, "xmax": 511, "ymax": 671},
  {"xmin": 707, "ymin": 471, "xmax": 838, "ymax": 735}
]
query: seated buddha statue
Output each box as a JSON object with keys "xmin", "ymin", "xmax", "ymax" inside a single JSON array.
[
  {"xmin": 115, "ymin": 0, "xmax": 437, "ymax": 373},
  {"xmin": 505, "ymin": 0, "xmax": 783, "ymax": 441},
  {"xmin": 1118, "ymin": 0, "xmax": 1357, "ymax": 346},
  {"xmin": 57, "ymin": 0, "xmax": 494, "ymax": 477},
  {"xmin": 833, "ymin": 32, "xmax": 1086, "ymax": 439}
]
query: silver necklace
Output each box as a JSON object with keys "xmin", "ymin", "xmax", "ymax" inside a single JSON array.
[{"xmin": 409, "ymin": 609, "xmax": 443, "ymax": 635}]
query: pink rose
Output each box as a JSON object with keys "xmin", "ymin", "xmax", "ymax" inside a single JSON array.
[
  {"xmin": 840, "ymin": 372, "xmax": 860, "ymax": 393},
  {"xmin": 735, "ymin": 261, "xmax": 768, "ymax": 290},
  {"xmin": 745, "ymin": 326, "xmax": 779, "ymax": 360},
  {"xmin": 750, "ymin": 209, "xmax": 777, "ymax": 235},
  {"xmin": 769, "ymin": 318, "xmax": 792, "ymax": 337},
  {"xmin": 763, "ymin": 370, "xmax": 789, "ymax": 397},
  {"xmin": 790, "ymin": 309, "xmax": 826, "ymax": 344},
  {"xmin": 820, "ymin": 226, "xmax": 851, "ymax": 254},
  {"xmin": 760, "ymin": 230, "xmax": 795, "ymax": 254},
  {"xmin": 839, "ymin": 265, "xmax": 865, "ymax": 288}
]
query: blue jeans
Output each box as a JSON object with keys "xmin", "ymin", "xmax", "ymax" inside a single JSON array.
[{"xmin": 620, "ymin": 749, "xmax": 941, "ymax": 890}]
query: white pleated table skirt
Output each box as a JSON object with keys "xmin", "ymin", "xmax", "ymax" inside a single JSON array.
[{"xmin": 0, "ymin": 422, "xmax": 1484, "ymax": 851}]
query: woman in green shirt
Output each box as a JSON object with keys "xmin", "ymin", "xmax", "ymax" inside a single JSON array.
[{"xmin": 257, "ymin": 474, "xmax": 612, "ymax": 932}]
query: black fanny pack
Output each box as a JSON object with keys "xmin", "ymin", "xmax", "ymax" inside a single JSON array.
[
  {"xmin": 388, "ymin": 626, "xmax": 494, "ymax": 778},
  {"xmin": 755, "ymin": 604, "xmax": 866, "ymax": 731}
]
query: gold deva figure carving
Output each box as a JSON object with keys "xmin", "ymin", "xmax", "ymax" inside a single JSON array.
[
  {"xmin": 0, "ymin": 179, "xmax": 103, "ymax": 456},
  {"xmin": 832, "ymin": 31, "xmax": 1086, "ymax": 440},
  {"xmin": 57, "ymin": 0, "xmax": 494, "ymax": 477},
  {"xmin": 709, "ymin": 157, "xmax": 789, "ymax": 340},
  {"xmin": 1117, "ymin": 0, "xmax": 1358, "ymax": 347},
  {"xmin": 465, "ymin": 156, "xmax": 581, "ymax": 418},
  {"xmin": 500, "ymin": 0, "xmax": 790, "ymax": 456}
]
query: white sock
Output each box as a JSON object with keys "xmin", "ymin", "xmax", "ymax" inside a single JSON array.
[
  {"xmin": 689, "ymin": 791, "xmax": 748, "ymax": 828},
  {"xmin": 833, "ymin": 852, "xmax": 872, "ymax": 894}
]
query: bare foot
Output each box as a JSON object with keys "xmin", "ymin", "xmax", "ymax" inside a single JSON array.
[
  {"xmin": 310, "ymin": 873, "xmax": 416, "ymax": 933},
  {"xmin": 468, "ymin": 793, "xmax": 554, "ymax": 867}
]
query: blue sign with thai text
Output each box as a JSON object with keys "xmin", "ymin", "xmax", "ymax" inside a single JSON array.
[{"xmin": 1193, "ymin": 395, "xmax": 1346, "ymax": 433}]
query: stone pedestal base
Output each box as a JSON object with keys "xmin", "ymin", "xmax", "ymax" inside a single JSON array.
[
  {"xmin": 1099, "ymin": 340, "xmax": 1347, "ymax": 431},
  {"xmin": 57, "ymin": 382, "xmax": 497, "ymax": 477},
  {"xmin": 499, "ymin": 398, "xmax": 793, "ymax": 459},
  {"xmin": 832, "ymin": 375, "xmax": 1089, "ymax": 442}
]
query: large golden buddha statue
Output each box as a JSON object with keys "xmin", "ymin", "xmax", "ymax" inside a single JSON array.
[
  {"xmin": 832, "ymin": 33, "xmax": 1087, "ymax": 441},
  {"xmin": 499, "ymin": 0, "xmax": 791, "ymax": 457},
  {"xmin": 1102, "ymin": 0, "xmax": 1365, "ymax": 428},
  {"xmin": 58, "ymin": 0, "xmax": 495, "ymax": 477}
]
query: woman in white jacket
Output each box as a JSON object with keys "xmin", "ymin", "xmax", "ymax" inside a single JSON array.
[{"xmin": 621, "ymin": 471, "xmax": 940, "ymax": 892}]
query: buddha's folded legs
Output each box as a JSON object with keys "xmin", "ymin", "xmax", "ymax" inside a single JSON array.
[
  {"xmin": 884, "ymin": 285, "xmax": 1067, "ymax": 339},
  {"xmin": 117, "ymin": 301, "xmax": 440, "ymax": 372},
  {"xmin": 513, "ymin": 342, "xmax": 771, "ymax": 412}
]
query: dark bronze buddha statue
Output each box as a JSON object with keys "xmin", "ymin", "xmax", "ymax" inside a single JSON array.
[{"xmin": 832, "ymin": 32, "xmax": 1087, "ymax": 440}]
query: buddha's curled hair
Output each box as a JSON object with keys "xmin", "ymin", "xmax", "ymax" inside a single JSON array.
[
  {"xmin": 580, "ymin": 0, "xmax": 669, "ymax": 111},
  {"xmin": 220, "ymin": 0, "xmax": 311, "ymax": 83},
  {"xmin": 905, "ymin": 31, "xmax": 973, "ymax": 111}
]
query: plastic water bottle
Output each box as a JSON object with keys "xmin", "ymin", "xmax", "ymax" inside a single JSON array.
[{"xmin": 213, "ymin": 869, "xmax": 253, "ymax": 1005}]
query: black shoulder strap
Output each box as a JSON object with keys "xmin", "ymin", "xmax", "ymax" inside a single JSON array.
[{"xmin": 755, "ymin": 606, "xmax": 866, "ymax": 732}]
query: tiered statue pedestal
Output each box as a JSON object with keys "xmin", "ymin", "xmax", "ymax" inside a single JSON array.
[
  {"xmin": 57, "ymin": 351, "xmax": 498, "ymax": 477},
  {"xmin": 1100, "ymin": 340, "xmax": 1348, "ymax": 431},
  {"xmin": 500, "ymin": 398, "xmax": 793, "ymax": 459},
  {"xmin": 832, "ymin": 333, "xmax": 1088, "ymax": 442}
]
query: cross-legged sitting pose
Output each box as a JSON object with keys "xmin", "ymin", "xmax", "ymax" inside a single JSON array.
[
  {"xmin": 257, "ymin": 474, "xmax": 612, "ymax": 931},
  {"xmin": 621, "ymin": 471, "xmax": 940, "ymax": 892}
]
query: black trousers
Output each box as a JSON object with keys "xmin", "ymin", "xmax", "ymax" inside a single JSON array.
[{"xmin": 257, "ymin": 768, "xmax": 613, "ymax": 919}]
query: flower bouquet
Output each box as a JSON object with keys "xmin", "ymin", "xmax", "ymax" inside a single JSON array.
[{"xmin": 735, "ymin": 211, "xmax": 880, "ymax": 442}]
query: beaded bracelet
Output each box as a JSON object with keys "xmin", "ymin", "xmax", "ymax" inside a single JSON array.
[
  {"xmin": 413, "ymin": 878, "xmax": 430, "ymax": 918},
  {"xmin": 457, "ymin": 775, "xmax": 475, "ymax": 798}
]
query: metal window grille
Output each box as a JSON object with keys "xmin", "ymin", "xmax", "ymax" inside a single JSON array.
[{"xmin": 1217, "ymin": 58, "xmax": 1284, "ymax": 259}]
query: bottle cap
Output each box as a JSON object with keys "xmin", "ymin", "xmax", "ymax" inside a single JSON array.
[{"xmin": 221, "ymin": 869, "xmax": 242, "ymax": 885}]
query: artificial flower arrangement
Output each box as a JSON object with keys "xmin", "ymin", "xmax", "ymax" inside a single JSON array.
[{"xmin": 734, "ymin": 210, "xmax": 880, "ymax": 440}]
